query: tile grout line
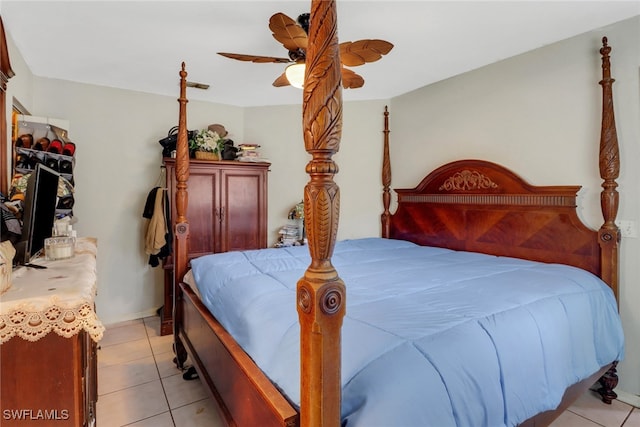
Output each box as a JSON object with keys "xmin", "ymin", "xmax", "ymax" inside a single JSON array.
[
  {"xmin": 566, "ymin": 409, "xmax": 610, "ymax": 427},
  {"xmin": 144, "ymin": 317, "xmax": 178, "ymax": 427},
  {"xmin": 620, "ymin": 409, "xmax": 635, "ymax": 427},
  {"xmin": 143, "ymin": 317, "xmax": 215, "ymax": 425},
  {"xmin": 97, "ymin": 321, "xmax": 165, "ymax": 427}
]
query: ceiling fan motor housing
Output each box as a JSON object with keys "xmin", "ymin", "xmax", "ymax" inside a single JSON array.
[
  {"xmin": 288, "ymin": 48, "xmax": 306, "ymax": 62},
  {"xmin": 297, "ymin": 13, "xmax": 310, "ymax": 34}
]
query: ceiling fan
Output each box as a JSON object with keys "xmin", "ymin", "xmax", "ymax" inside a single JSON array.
[{"xmin": 217, "ymin": 12, "xmax": 393, "ymax": 89}]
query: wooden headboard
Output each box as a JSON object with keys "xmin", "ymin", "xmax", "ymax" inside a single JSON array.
[
  {"xmin": 386, "ymin": 159, "xmax": 601, "ymax": 275},
  {"xmin": 381, "ymin": 37, "xmax": 620, "ymax": 301}
]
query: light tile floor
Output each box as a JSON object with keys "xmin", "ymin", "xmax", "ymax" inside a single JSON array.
[
  {"xmin": 96, "ymin": 316, "xmax": 223, "ymax": 427},
  {"xmin": 97, "ymin": 316, "xmax": 639, "ymax": 427}
]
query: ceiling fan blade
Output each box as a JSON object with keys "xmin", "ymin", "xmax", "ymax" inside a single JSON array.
[
  {"xmin": 269, "ymin": 12, "xmax": 308, "ymax": 52},
  {"xmin": 341, "ymin": 68, "xmax": 365, "ymax": 89},
  {"xmin": 218, "ymin": 52, "xmax": 292, "ymax": 64},
  {"xmin": 273, "ymin": 72, "xmax": 291, "ymax": 87},
  {"xmin": 339, "ymin": 39, "xmax": 394, "ymax": 67}
]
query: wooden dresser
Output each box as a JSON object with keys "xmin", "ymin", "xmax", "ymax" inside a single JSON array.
[
  {"xmin": 0, "ymin": 238, "xmax": 103, "ymax": 427},
  {"xmin": 160, "ymin": 159, "xmax": 270, "ymax": 335}
]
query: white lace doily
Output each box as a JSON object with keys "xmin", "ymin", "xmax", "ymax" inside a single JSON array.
[
  {"xmin": 0, "ymin": 302, "xmax": 104, "ymax": 343},
  {"xmin": 0, "ymin": 238, "xmax": 104, "ymax": 343}
]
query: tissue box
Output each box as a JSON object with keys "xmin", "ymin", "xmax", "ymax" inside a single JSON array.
[{"xmin": 0, "ymin": 241, "xmax": 16, "ymax": 294}]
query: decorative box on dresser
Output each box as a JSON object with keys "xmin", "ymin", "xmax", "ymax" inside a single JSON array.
[
  {"xmin": 160, "ymin": 158, "xmax": 270, "ymax": 335},
  {"xmin": 0, "ymin": 238, "xmax": 103, "ymax": 427}
]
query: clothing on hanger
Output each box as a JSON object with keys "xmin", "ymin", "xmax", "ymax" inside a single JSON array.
[{"xmin": 142, "ymin": 186, "xmax": 172, "ymax": 267}]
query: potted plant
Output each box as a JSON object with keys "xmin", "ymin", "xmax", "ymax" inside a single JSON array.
[{"xmin": 189, "ymin": 129, "xmax": 224, "ymax": 160}]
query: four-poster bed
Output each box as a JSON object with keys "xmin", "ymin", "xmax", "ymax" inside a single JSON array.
[{"xmin": 169, "ymin": 2, "xmax": 623, "ymax": 426}]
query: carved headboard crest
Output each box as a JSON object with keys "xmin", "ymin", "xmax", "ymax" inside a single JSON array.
[{"xmin": 439, "ymin": 170, "xmax": 498, "ymax": 192}]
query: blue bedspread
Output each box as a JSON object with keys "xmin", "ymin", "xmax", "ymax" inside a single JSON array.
[{"xmin": 190, "ymin": 237, "xmax": 624, "ymax": 427}]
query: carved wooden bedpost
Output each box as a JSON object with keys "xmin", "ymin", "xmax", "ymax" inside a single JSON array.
[
  {"xmin": 596, "ymin": 36, "xmax": 621, "ymax": 404},
  {"xmin": 597, "ymin": 37, "xmax": 620, "ymax": 302},
  {"xmin": 297, "ymin": 1, "xmax": 345, "ymax": 426},
  {"xmin": 381, "ymin": 106, "xmax": 392, "ymax": 238},
  {"xmin": 173, "ymin": 62, "xmax": 190, "ymax": 367}
]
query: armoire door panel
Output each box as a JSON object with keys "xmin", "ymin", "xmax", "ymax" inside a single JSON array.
[
  {"xmin": 185, "ymin": 172, "xmax": 219, "ymax": 255},
  {"xmin": 221, "ymin": 172, "xmax": 266, "ymax": 252}
]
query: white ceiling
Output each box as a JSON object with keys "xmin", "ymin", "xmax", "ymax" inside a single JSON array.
[{"xmin": 1, "ymin": 1, "xmax": 638, "ymax": 107}]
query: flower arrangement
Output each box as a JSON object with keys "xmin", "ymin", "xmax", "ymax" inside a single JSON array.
[{"xmin": 189, "ymin": 129, "xmax": 224, "ymax": 154}]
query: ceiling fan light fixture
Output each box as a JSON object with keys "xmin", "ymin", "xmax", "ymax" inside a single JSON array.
[
  {"xmin": 218, "ymin": 12, "xmax": 392, "ymax": 91},
  {"xmin": 285, "ymin": 62, "xmax": 306, "ymax": 89}
]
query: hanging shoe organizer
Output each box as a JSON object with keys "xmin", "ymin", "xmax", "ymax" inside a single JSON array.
[{"xmin": 12, "ymin": 115, "xmax": 76, "ymax": 218}]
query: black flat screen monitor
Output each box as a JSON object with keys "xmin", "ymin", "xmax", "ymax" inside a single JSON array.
[{"xmin": 14, "ymin": 163, "xmax": 59, "ymax": 266}]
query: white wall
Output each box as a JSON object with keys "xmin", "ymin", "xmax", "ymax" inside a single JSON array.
[
  {"xmin": 245, "ymin": 100, "xmax": 389, "ymax": 243},
  {"xmin": 5, "ymin": 14, "xmax": 639, "ymax": 398},
  {"xmin": 388, "ymin": 16, "xmax": 640, "ymax": 397},
  {"xmin": 3, "ymin": 25, "xmax": 34, "ymax": 187}
]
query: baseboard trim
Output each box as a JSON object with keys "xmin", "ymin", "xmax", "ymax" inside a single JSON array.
[
  {"xmin": 616, "ymin": 390, "xmax": 640, "ymax": 408},
  {"xmin": 101, "ymin": 307, "xmax": 161, "ymax": 327}
]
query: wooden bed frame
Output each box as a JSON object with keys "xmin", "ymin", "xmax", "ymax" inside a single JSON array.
[{"xmin": 171, "ymin": 2, "xmax": 621, "ymax": 426}]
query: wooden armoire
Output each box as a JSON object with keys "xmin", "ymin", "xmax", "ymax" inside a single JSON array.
[{"xmin": 160, "ymin": 158, "xmax": 270, "ymax": 335}]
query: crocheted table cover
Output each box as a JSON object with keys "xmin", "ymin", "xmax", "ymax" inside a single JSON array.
[{"xmin": 0, "ymin": 238, "xmax": 104, "ymax": 343}]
